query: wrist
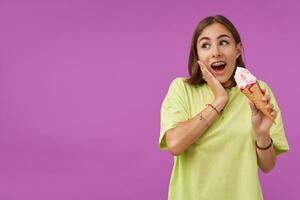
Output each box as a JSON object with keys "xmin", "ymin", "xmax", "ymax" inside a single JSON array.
[
  {"xmin": 256, "ymin": 138, "xmax": 273, "ymax": 150},
  {"xmin": 212, "ymin": 98, "xmax": 227, "ymax": 112},
  {"xmin": 256, "ymin": 134, "xmax": 271, "ymax": 147}
]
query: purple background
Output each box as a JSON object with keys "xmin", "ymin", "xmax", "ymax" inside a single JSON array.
[{"xmin": 0, "ymin": 0, "xmax": 298, "ymax": 199}]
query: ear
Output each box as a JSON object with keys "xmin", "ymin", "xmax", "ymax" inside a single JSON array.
[{"xmin": 236, "ymin": 43, "xmax": 241, "ymax": 58}]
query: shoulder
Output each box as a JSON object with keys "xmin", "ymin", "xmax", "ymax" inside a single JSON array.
[
  {"xmin": 169, "ymin": 77, "xmax": 192, "ymax": 89},
  {"xmin": 167, "ymin": 77, "xmax": 206, "ymax": 98},
  {"xmin": 164, "ymin": 77, "xmax": 193, "ymax": 100},
  {"xmin": 168, "ymin": 77, "xmax": 189, "ymax": 91},
  {"xmin": 170, "ymin": 77, "xmax": 188, "ymax": 85}
]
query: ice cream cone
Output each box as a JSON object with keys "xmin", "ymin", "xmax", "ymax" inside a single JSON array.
[{"xmin": 242, "ymin": 81, "xmax": 275, "ymax": 123}]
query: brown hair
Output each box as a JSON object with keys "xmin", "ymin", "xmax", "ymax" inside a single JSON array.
[{"xmin": 185, "ymin": 15, "xmax": 245, "ymax": 85}]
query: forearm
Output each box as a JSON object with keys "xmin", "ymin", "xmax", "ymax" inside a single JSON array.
[
  {"xmin": 166, "ymin": 100, "xmax": 224, "ymax": 156},
  {"xmin": 256, "ymin": 135, "xmax": 277, "ymax": 173}
]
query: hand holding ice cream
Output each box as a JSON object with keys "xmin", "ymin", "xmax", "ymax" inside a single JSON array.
[{"xmin": 234, "ymin": 67, "xmax": 276, "ymax": 123}]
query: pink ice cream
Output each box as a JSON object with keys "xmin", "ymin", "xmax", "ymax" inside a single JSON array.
[
  {"xmin": 234, "ymin": 67, "xmax": 275, "ymax": 123},
  {"xmin": 234, "ymin": 67, "xmax": 257, "ymax": 90}
]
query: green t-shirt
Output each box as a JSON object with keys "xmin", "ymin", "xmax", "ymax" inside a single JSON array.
[{"xmin": 159, "ymin": 77, "xmax": 289, "ymax": 200}]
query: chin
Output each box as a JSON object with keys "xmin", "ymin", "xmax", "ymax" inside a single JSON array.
[
  {"xmin": 219, "ymin": 78, "xmax": 233, "ymax": 86},
  {"xmin": 217, "ymin": 77, "xmax": 229, "ymax": 84}
]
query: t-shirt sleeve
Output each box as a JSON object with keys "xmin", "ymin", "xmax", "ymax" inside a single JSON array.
[
  {"xmin": 259, "ymin": 81, "xmax": 289, "ymax": 155},
  {"xmin": 159, "ymin": 78, "xmax": 190, "ymax": 150}
]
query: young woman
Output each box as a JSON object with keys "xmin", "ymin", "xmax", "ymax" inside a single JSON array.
[{"xmin": 159, "ymin": 15, "xmax": 289, "ymax": 200}]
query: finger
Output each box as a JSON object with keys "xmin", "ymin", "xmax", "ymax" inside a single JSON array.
[
  {"xmin": 197, "ymin": 60, "xmax": 204, "ymax": 69},
  {"xmin": 197, "ymin": 60, "xmax": 213, "ymax": 80},
  {"xmin": 198, "ymin": 60, "xmax": 212, "ymax": 73},
  {"xmin": 197, "ymin": 61, "xmax": 205, "ymax": 75},
  {"xmin": 265, "ymin": 103, "xmax": 274, "ymax": 111},
  {"xmin": 262, "ymin": 94, "xmax": 270, "ymax": 103},
  {"xmin": 261, "ymin": 88, "xmax": 266, "ymax": 95},
  {"xmin": 197, "ymin": 60, "xmax": 207, "ymax": 68},
  {"xmin": 198, "ymin": 61, "xmax": 208, "ymax": 74},
  {"xmin": 270, "ymin": 109, "xmax": 277, "ymax": 118}
]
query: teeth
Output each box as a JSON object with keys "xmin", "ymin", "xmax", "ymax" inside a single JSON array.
[{"xmin": 212, "ymin": 61, "xmax": 226, "ymax": 67}]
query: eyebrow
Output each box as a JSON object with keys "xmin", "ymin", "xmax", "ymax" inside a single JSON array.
[{"xmin": 198, "ymin": 34, "xmax": 231, "ymax": 43}]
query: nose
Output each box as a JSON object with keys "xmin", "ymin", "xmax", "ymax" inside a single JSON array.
[{"xmin": 211, "ymin": 45, "xmax": 222, "ymax": 58}]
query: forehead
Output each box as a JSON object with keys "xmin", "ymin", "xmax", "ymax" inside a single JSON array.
[{"xmin": 197, "ymin": 23, "xmax": 234, "ymax": 42}]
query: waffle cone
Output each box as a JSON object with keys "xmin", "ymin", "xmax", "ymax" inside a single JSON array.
[{"xmin": 242, "ymin": 82, "xmax": 275, "ymax": 123}]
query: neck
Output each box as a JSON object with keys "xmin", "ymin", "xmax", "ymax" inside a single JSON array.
[{"xmin": 222, "ymin": 80, "xmax": 235, "ymax": 89}]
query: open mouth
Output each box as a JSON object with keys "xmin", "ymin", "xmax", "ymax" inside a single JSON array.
[{"xmin": 211, "ymin": 61, "xmax": 226, "ymax": 72}]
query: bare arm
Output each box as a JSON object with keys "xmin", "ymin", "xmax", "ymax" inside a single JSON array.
[
  {"xmin": 166, "ymin": 99, "xmax": 226, "ymax": 156},
  {"xmin": 165, "ymin": 61, "xmax": 228, "ymax": 156},
  {"xmin": 248, "ymin": 92, "xmax": 277, "ymax": 173},
  {"xmin": 256, "ymin": 134, "xmax": 276, "ymax": 173}
]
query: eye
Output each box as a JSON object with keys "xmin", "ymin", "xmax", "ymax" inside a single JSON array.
[
  {"xmin": 220, "ymin": 40, "xmax": 229, "ymax": 46},
  {"xmin": 201, "ymin": 43, "xmax": 210, "ymax": 49}
]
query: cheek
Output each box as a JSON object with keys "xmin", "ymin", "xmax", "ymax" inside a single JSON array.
[
  {"xmin": 197, "ymin": 49, "xmax": 209, "ymax": 61},
  {"xmin": 225, "ymin": 51, "xmax": 238, "ymax": 65},
  {"xmin": 227, "ymin": 62, "xmax": 237, "ymax": 77},
  {"xmin": 228, "ymin": 49, "xmax": 238, "ymax": 59}
]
